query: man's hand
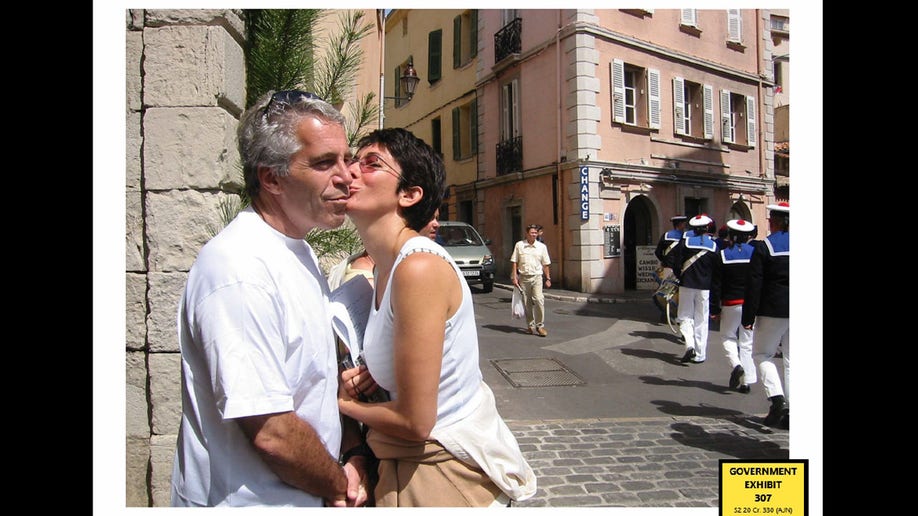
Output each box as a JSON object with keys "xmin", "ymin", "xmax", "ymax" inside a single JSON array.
[{"xmin": 327, "ymin": 456, "xmax": 370, "ymax": 507}]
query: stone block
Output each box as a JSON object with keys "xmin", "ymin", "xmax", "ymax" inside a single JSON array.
[
  {"xmin": 143, "ymin": 107, "xmax": 242, "ymax": 191},
  {"xmin": 147, "ymin": 271, "xmax": 186, "ymax": 353},
  {"xmin": 126, "ymin": 191, "xmax": 144, "ymax": 272},
  {"xmin": 146, "ymin": 190, "xmax": 234, "ymax": 272},
  {"xmin": 143, "ymin": 24, "xmax": 245, "ymax": 112},
  {"xmin": 126, "ymin": 111, "xmax": 142, "ymax": 191},
  {"xmin": 149, "ymin": 352, "xmax": 182, "ymax": 436},
  {"xmin": 126, "ymin": 435, "xmax": 150, "ymax": 507},
  {"xmin": 150, "ymin": 433, "xmax": 177, "ymax": 507},
  {"xmin": 125, "ymin": 273, "xmax": 147, "ymax": 351},
  {"xmin": 126, "ymin": 31, "xmax": 143, "ymax": 113},
  {"xmin": 126, "ymin": 350, "xmax": 149, "ymax": 436}
]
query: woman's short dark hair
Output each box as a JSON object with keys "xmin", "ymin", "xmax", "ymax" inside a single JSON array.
[{"xmin": 355, "ymin": 128, "xmax": 446, "ymax": 231}]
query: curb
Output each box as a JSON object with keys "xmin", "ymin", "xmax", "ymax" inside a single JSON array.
[{"xmin": 494, "ymin": 282, "xmax": 653, "ymax": 305}]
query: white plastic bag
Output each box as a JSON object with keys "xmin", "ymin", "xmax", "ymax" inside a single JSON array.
[{"xmin": 511, "ymin": 287, "xmax": 525, "ymax": 319}]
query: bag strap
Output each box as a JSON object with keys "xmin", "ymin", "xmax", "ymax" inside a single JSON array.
[{"xmin": 681, "ymin": 249, "xmax": 709, "ymax": 272}]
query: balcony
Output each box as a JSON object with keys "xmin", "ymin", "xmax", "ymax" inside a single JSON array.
[
  {"xmin": 496, "ymin": 136, "xmax": 522, "ymax": 176},
  {"xmin": 494, "ymin": 18, "xmax": 522, "ymax": 64}
]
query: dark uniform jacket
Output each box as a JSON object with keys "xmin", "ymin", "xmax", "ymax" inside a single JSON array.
[
  {"xmin": 741, "ymin": 231, "xmax": 789, "ymax": 326},
  {"xmin": 672, "ymin": 233, "xmax": 718, "ymax": 290},
  {"xmin": 655, "ymin": 229, "xmax": 684, "ymax": 269},
  {"xmin": 710, "ymin": 242, "xmax": 756, "ymax": 316}
]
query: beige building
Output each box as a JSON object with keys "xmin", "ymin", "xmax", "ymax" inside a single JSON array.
[{"xmin": 384, "ymin": 9, "xmax": 786, "ymax": 294}]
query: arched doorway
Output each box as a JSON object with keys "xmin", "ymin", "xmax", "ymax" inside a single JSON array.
[{"xmin": 623, "ymin": 195, "xmax": 654, "ymax": 290}]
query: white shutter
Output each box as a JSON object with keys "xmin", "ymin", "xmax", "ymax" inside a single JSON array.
[
  {"xmin": 703, "ymin": 84, "xmax": 714, "ymax": 140},
  {"xmin": 648, "ymin": 68, "xmax": 661, "ymax": 129},
  {"xmin": 746, "ymin": 95, "xmax": 756, "ymax": 147},
  {"xmin": 727, "ymin": 9, "xmax": 742, "ymax": 42},
  {"xmin": 510, "ymin": 78, "xmax": 520, "ymax": 138},
  {"xmin": 681, "ymin": 9, "xmax": 696, "ymax": 27},
  {"xmin": 501, "ymin": 82, "xmax": 510, "ymax": 140},
  {"xmin": 720, "ymin": 89, "xmax": 733, "ymax": 144},
  {"xmin": 673, "ymin": 77, "xmax": 685, "ymax": 135},
  {"xmin": 611, "ymin": 59, "xmax": 625, "ymax": 124}
]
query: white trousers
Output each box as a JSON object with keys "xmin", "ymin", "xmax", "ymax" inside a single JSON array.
[
  {"xmin": 720, "ymin": 304, "xmax": 756, "ymax": 384},
  {"xmin": 677, "ymin": 286, "xmax": 709, "ymax": 361},
  {"xmin": 753, "ymin": 316, "xmax": 789, "ymax": 400}
]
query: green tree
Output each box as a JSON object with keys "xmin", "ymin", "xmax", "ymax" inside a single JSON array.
[{"xmin": 213, "ymin": 9, "xmax": 378, "ymax": 263}]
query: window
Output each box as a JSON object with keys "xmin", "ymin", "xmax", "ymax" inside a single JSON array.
[
  {"xmin": 431, "ymin": 117, "xmax": 442, "ymax": 156},
  {"xmin": 680, "ymin": 9, "xmax": 697, "ymax": 27},
  {"xmin": 501, "ymin": 9, "xmax": 518, "ymax": 26},
  {"xmin": 500, "ymin": 78, "xmax": 520, "ymax": 141},
  {"xmin": 727, "ymin": 9, "xmax": 742, "ymax": 43},
  {"xmin": 770, "ymin": 15, "xmax": 789, "ymax": 33},
  {"xmin": 452, "ymin": 98, "xmax": 478, "ymax": 160},
  {"xmin": 497, "ymin": 78, "xmax": 522, "ymax": 174},
  {"xmin": 611, "ymin": 59, "xmax": 660, "ymax": 129},
  {"xmin": 453, "ymin": 10, "xmax": 478, "ymax": 69},
  {"xmin": 720, "ymin": 89, "xmax": 756, "ymax": 147},
  {"xmin": 673, "ymin": 77, "xmax": 713, "ymax": 139},
  {"xmin": 428, "ymin": 30, "xmax": 442, "ymax": 83}
]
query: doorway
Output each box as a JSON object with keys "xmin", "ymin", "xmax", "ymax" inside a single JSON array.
[{"xmin": 623, "ymin": 195, "xmax": 654, "ymax": 290}]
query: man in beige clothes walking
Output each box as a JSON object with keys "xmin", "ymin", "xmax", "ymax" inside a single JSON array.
[{"xmin": 510, "ymin": 224, "xmax": 552, "ymax": 337}]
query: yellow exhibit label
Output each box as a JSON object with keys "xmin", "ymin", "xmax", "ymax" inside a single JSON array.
[{"xmin": 720, "ymin": 460, "xmax": 807, "ymax": 515}]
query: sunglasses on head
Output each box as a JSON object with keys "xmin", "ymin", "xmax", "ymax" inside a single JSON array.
[{"xmin": 262, "ymin": 90, "xmax": 325, "ymax": 119}]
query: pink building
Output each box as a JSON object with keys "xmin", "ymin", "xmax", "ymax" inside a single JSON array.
[{"xmin": 386, "ymin": 9, "xmax": 787, "ymax": 294}]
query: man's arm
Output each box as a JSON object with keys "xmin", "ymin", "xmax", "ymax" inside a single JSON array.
[{"xmin": 237, "ymin": 412, "xmax": 348, "ymax": 503}]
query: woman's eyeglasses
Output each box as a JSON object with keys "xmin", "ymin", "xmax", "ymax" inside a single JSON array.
[{"xmin": 350, "ymin": 153, "xmax": 401, "ymax": 180}]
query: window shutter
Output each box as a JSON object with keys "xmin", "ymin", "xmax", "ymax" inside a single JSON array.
[
  {"xmin": 452, "ymin": 106, "xmax": 460, "ymax": 159},
  {"xmin": 429, "ymin": 30, "xmax": 442, "ymax": 83},
  {"xmin": 431, "ymin": 118, "xmax": 442, "ymax": 155},
  {"xmin": 611, "ymin": 60, "xmax": 625, "ymax": 124},
  {"xmin": 727, "ymin": 9, "xmax": 742, "ymax": 42},
  {"xmin": 453, "ymin": 16, "xmax": 462, "ymax": 69},
  {"xmin": 470, "ymin": 98, "xmax": 478, "ymax": 154},
  {"xmin": 681, "ymin": 9, "xmax": 696, "ymax": 26},
  {"xmin": 703, "ymin": 84, "xmax": 714, "ymax": 139},
  {"xmin": 469, "ymin": 10, "xmax": 478, "ymax": 58},
  {"xmin": 673, "ymin": 77, "xmax": 685, "ymax": 135},
  {"xmin": 648, "ymin": 68, "xmax": 661, "ymax": 129},
  {"xmin": 510, "ymin": 78, "xmax": 520, "ymax": 137},
  {"xmin": 501, "ymin": 82, "xmax": 510, "ymax": 140},
  {"xmin": 746, "ymin": 95, "xmax": 756, "ymax": 147},
  {"xmin": 720, "ymin": 89, "xmax": 733, "ymax": 144}
]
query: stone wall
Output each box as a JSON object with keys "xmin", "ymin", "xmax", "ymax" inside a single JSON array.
[{"xmin": 125, "ymin": 9, "xmax": 246, "ymax": 507}]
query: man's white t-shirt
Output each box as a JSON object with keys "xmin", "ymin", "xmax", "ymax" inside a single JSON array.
[{"xmin": 171, "ymin": 207, "xmax": 341, "ymax": 507}]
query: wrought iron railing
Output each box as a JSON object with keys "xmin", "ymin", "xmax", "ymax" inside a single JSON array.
[
  {"xmin": 494, "ymin": 18, "xmax": 522, "ymax": 63},
  {"xmin": 496, "ymin": 136, "xmax": 522, "ymax": 176}
]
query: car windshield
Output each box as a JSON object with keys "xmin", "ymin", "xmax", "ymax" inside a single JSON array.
[{"xmin": 437, "ymin": 226, "xmax": 483, "ymax": 246}]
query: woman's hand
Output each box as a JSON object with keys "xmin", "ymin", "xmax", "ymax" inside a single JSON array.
[{"xmin": 340, "ymin": 364, "xmax": 379, "ymax": 401}]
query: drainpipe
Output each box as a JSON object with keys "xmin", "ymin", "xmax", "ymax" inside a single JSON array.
[
  {"xmin": 555, "ymin": 9, "xmax": 565, "ymax": 287},
  {"xmin": 378, "ymin": 9, "xmax": 386, "ymax": 129},
  {"xmin": 755, "ymin": 9, "xmax": 767, "ymax": 206}
]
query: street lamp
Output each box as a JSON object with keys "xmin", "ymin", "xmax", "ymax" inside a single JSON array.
[{"xmin": 386, "ymin": 61, "xmax": 420, "ymax": 102}]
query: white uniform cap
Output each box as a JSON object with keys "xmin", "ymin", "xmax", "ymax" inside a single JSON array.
[
  {"xmin": 766, "ymin": 202, "xmax": 790, "ymax": 213},
  {"xmin": 726, "ymin": 219, "xmax": 754, "ymax": 232},
  {"xmin": 689, "ymin": 214, "xmax": 712, "ymax": 227}
]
